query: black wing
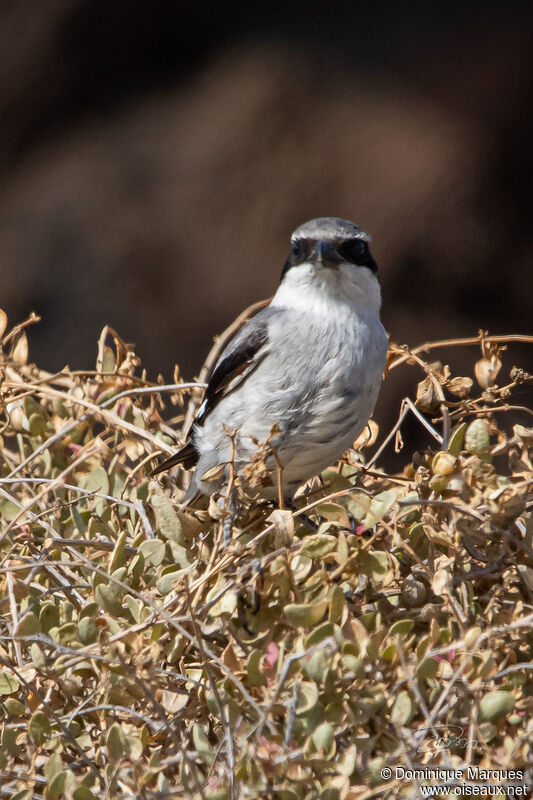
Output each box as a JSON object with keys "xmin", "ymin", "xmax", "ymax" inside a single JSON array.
[
  {"xmin": 150, "ymin": 309, "xmax": 272, "ymax": 476},
  {"xmin": 195, "ymin": 314, "xmax": 271, "ymax": 426},
  {"xmin": 150, "ymin": 441, "xmax": 199, "ymax": 476}
]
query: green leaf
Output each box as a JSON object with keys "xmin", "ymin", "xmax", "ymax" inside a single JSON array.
[
  {"xmin": 47, "ymin": 771, "xmax": 67, "ymax": 800},
  {"xmin": 328, "ymin": 585, "xmax": 345, "ymax": 623},
  {"xmin": 109, "ymin": 531, "xmax": 127, "ymax": 572},
  {"xmin": 4, "ymin": 698, "xmax": 25, "ymax": 716},
  {"xmin": 295, "ymin": 682, "xmax": 319, "ymax": 715},
  {"xmin": 389, "ymin": 619, "xmax": 415, "ymax": 637},
  {"xmin": 341, "ymin": 655, "xmax": 364, "ymax": 678},
  {"xmin": 192, "ymin": 724, "xmax": 214, "ymax": 765},
  {"xmin": 465, "ymin": 419, "xmax": 490, "ymax": 456},
  {"xmin": 44, "ymin": 753, "xmax": 63, "ymax": 784},
  {"xmin": 40, "ymin": 603, "xmax": 60, "ymax": 633},
  {"xmin": 284, "ymin": 599, "xmax": 328, "ymax": 627},
  {"xmin": 2, "ymin": 728, "xmax": 19, "ymax": 756},
  {"xmin": 321, "ymin": 468, "xmax": 353, "ymax": 490},
  {"xmin": 149, "ymin": 481, "xmax": 184, "ymax": 543},
  {"xmin": 0, "ymin": 670, "xmax": 19, "ymax": 695},
  {"xmin": 85, "ymin": 466, "xmax": 109, "ymax": 497},
  {"xmin": 54, "ymin": 621, "xmax": 77, "ymax": 645},
  {"xmin": 124, "ymin": 595, "xmax": 142, "ymax": 623},
  {"xmin": 247, "ymin": 650, "xmax": 268, "ymax": 687},
  {"xmin": 363, "ymin": 490, "xmax": 397, "ymax": 528},
  {"xmin": 300, "ymin": 534, "xmax": 337, "ymax": 558},
  {"xmin": 304, "ymin": 621, "xmax": 335, "ymax": 648},
  {"xmin": 28, "ymin": 710, "xmax": 52, "ymax": 743},
  {"xmin": 73, "ymin": 787, "xmax": 96, "ymax": 800},
  {"xmin": 138, "ymin": 538, "xmax": 166, "ymax": 566},
  {"xmin": 314, "ymin": 503, "xmax": 350, "ymax": 524},
  {"xmin": 416, "ymin": 657, "xmax": 438, "ymax": 680},
  {"xmin": 319, "ymin": 789, "xmax": 339, "ymax": 800},
  {"xmin": 106, "ymin": 722, "xmax": 127, "ymax": 762},
  {"xmin": 478, "ymin": 721, "xmax": 498, "ymax": 744},
  {"xmin": 336, "ymin": 743, "xmax": 357, "ymax": 776},
  {"xmin": 380, "ymin": 643, "xmax": 397, "ymax": 660},
  {"xmin": 157, "ymin": 568, "xmax": 187, "ymax": 595},
  {"xmin": 479, "ymin": 691, "xmax": 515, "ymax": 721},
  {"xmin": 167, "ymin": 540, "xmax": 192, "ymax": 568},
  {"xmin": 357, "ymin": 551, "xmax": 389, "ymax": 583},
  {"xmin": 126, "ymin": 735, "xmax": 144, "ymax": 760},
  {"xmin": 391, "ymin": 690, "xmax": 413, "ymax": 725},
  {"xmin": 343, "ymin": 493, "xmax": 371, "ymax": 521},
  {"xmin": 30, "ymin": 643, "xmax": 46, "ymax": 668},
  {"xmin": 312, "ymin": 721, "xmax": 334, "ymax": 752},
  {"xmin": 28, "ymin": 412, "xmax": 47, "ymax": 437},
  {"xmin": 101, "ymin": 345, "xmax": 116, "ymax": 373},
  {"xmin": 274, "ymin": 789, "xmax": 299, "ymax": 800},
  {"xmin": 10, "ymin": 791, "xmax": 33, "ymax": 800},
  {"xmin": 448, "ymin": 422, "xmax": 467, "ymax": 455},
  {"xmin": 128, "ymin": 552, "xmax": 145, "ymax": 585},
  {"xmin": 205, "ymin": 582, "xmax": 238, "ymax": 617},
  {"xmin": 305, "ymin": 650, "xmax": 330, "ymax": 683},
  {"xmin": 0, "ymin": 497, "xmax": 19, "ymax": 521},
  {"xmin": 95, "ymin": 584, "xmax": 123, "ymax": 616},
  {"xmin": 78, "ymin": 616, "xmax": 98, "ymax": 645},
  {"xmin": 15, "ymin": 611, "xmax": 41, "ymax": 636}
]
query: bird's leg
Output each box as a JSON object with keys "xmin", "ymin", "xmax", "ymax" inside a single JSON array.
[{"xmin": 222, "ymin": 488, "xmax": 237, "ymax": 547}]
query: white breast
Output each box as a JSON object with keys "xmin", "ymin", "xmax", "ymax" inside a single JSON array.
[{"xmin": 195, "ymin": 262, "xmax": 387, "ymax": 494}]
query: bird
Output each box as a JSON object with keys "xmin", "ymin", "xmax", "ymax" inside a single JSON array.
[{"xmin": 152, "ymin": 216, "xmax": 388, "ymax": 507}]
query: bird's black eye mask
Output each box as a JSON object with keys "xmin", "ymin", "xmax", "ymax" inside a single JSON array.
[{"xmin": 281, "ymin": 237, "xmax": 377, "ymax": 280}]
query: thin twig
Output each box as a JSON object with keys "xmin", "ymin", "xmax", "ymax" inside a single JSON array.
[
  {"xmin": 6, "ymin": 572, "xmax": 23, "ymax": 668},
  {"xmin": 5, "ymin": 379, "xmax": 188, "ymax": 479},
  {"xmin": 388, "ymin": 333, "xmax": 533, "ymax": 371},
  {"xmin": 184, "ymin": 580, "xmax": 236, "ymax": 800}
]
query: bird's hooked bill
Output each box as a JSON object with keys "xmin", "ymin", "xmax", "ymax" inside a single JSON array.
[{"xmin": 314, "ymin": 240, "xmax": 341, "ymax": 268}]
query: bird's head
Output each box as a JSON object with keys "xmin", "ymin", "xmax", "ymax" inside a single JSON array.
[{"xmin": 275, "ymin": 217, "xmax": 381, "ymax": 311}]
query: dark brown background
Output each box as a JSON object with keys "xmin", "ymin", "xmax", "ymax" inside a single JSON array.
[{"xmin": 1, "ymin": 1, "xmax": 532, "ymax": 462}]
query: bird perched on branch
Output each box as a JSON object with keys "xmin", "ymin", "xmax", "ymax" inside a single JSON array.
[{"xmin": 152, "ymin": 217, "xmax": 388, "ymax": 507}]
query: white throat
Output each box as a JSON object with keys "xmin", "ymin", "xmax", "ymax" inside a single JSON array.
[{"xmin": 271, "ymin": 263, "xmax": 382, "ymax": 316}]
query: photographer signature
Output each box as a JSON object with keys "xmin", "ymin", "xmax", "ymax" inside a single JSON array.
[{"xmin": 415, "ymin": 725, "xmax": 476, "ymax": 753}]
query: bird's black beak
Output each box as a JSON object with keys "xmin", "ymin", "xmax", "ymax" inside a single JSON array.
[{"xmin": 314, "ymin": 240, "xmax": 342, "ymax": 269}]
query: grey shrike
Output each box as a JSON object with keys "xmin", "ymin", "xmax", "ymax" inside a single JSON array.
[{"xmin": 152, "ymin": 217, "xmax": 388, "ymax": 506}]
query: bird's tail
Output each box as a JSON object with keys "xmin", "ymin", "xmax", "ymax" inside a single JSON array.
[{"xmin": 150, "ymin": 441, "xmax": 198, "ymax": 476}]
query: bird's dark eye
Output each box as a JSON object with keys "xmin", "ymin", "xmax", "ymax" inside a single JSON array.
[
  {"xmin": 338, "ymin": 239, "xmax": 377, "ymax": 272},
  {"xmin": 290, "ymin": 239, "xmax": 313, "ymax": 263},
  {"xmin": 281, "ymin": 238, "xmax": 311, "ymax": 279},
  {"xmin": 338, "ymin": 239, "xmax": 366, "ymax": 262},
  {"xmin": 291, "ymin": 240, "xmax": 305, "ymax": 259}
]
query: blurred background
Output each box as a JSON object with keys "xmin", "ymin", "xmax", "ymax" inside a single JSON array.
[{"xmin": 1, "ymin": 0, "xmax": 532, "ymax": 461}]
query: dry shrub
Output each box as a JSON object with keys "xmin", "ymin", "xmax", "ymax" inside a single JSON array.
[{"xmin": 0, "ymin": 310, "xmax": 532, "ymax": 799}]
